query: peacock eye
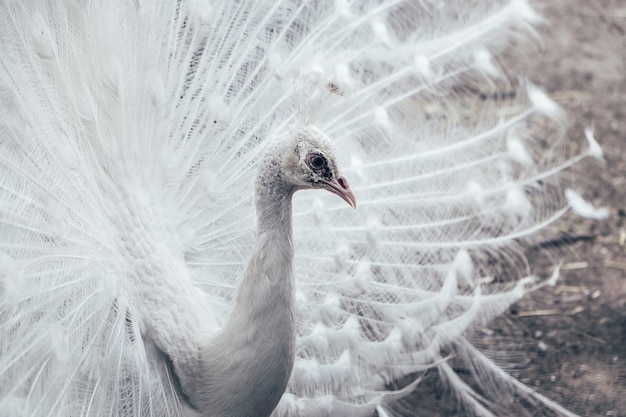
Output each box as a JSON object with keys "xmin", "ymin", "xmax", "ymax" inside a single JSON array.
[{"xmin": 307, "ymin": 153, "xmax": 327, "ymax": 170}]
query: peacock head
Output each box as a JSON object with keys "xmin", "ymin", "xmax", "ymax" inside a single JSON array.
[{"xmin": 273, "ymin": 125, "xmax": 356, "ymax": 208}]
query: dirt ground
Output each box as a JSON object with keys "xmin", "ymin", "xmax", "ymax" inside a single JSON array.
[
  {"xmin": 402, "ymin": 1, "xmax": 626, "ymax": 416},
  {"xmin": 508, "ymin": 1, "xmax": 626, "ymax": 415}
]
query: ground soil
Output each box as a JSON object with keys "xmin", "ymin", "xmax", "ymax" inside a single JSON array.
[
  {"xmin": 508, "ymin": 1, "xmax": 626, "ymax": 415},
  {"xmin": 402, "ymin": 1, "xmax": 626, "ymax": 416}
]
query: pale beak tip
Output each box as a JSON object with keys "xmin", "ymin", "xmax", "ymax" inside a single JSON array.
[{"xmin": 348, "ymin": 194, "xmax": 357, "ymax": 210}]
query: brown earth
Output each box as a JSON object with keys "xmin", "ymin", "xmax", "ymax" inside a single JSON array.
[
  {"xmin": 400, "ymin": 1, "xmax": 626, "ymax": 416},
  {"xmin": 507, "ymin": 1, "xmax": 626, "ymax": 415}
]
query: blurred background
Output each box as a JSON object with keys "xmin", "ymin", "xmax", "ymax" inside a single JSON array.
[
  {"xmin": 403, "ymin": 1, "xmax": 626, "ymax": 415},
  {"xmin": 507, "ymin": 1, "xmax": 626, "ymax": 415}
]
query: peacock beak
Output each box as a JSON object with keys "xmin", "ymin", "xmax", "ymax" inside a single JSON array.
[{"xmin": 323, "ymin": 175, "xmax": 356, "ymax": 209}]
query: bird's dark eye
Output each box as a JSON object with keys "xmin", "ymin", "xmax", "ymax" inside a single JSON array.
[{"xmin": 307, "ymin": 153, "xmax": 327, "ymax": 170}]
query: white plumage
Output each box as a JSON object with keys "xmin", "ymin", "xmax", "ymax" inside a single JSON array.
[{"xmin": 0, "ymin": 1, "xmax": 601, "ymax": 416}]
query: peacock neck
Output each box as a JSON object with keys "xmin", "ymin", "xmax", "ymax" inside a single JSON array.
[
  {"xmin": 227, "ymin": 183, "xmax": 296, "ymax": 334},
  {"xmin": 183, "ymin": 169, "xmax": 297, "ymax": 417}
]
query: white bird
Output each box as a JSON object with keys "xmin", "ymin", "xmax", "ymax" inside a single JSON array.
[{"xmin": 0, "ymin": 1, "xmax": 603, "ymax": 417}]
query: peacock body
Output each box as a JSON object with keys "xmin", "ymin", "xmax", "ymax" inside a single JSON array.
[{"xmin": 0, "ymin": 1, "xmax": 603, "ymax": 416}]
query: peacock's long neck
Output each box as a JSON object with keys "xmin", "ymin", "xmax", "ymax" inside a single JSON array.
[
  {"xmin": 228, "ymin": 187, "xmax": 295, "ymax": 333},
  {"xmin": 181, "ymin": 169, "xmax": 297, "ymax": 417}
]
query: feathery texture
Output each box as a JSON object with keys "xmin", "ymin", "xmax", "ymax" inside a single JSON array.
[{"xmin": 0, "ymin": 1, "xmax": 599, "ymax": 416}]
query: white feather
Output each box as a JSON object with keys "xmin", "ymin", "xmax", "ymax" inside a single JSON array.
[
  {"xmin": 584, "ymin": 127, "xmax": 604, "ymax": 160},
  {"xmin": 565, "ymin": 189, "xmax": 609, "ymax": 220}
]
